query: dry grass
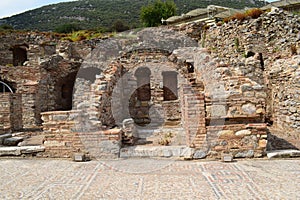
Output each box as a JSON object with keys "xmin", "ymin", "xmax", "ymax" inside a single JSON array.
[
  {"xmin": 224, "ymin": 8, "xmax": 263, "ymax": 23},
  {"xmin": 290, "ymin": 44, "xmax": 297, "ymax": 55},
  {"xmin": 246, "ymin": 8, "xmax": 263, "ymax": 19}
]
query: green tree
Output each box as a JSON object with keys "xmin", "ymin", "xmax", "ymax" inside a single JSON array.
[
  {"xmin": 110, "ymin": 20, "xmax": 130, "ymax": 32},
  {"xmin": 140, "ymin": 0, "xmax": 177, "ymax": 27}
]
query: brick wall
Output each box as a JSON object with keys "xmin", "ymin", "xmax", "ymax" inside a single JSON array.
[
  {"xmin": 0, "ymin": 93, "xmax": 22, "ymax": 134},
  {"xmin": 181, "ymin": 85, "xmax": 206, "ymax": 148},
  {"xmin": 41, "ymin": 111, "xmax": 121, "ymax": 158}
]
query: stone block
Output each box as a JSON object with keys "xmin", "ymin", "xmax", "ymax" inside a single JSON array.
[
  {"xmin": 258, "ymin": 139, "xmax": 267, "ymax": 148},
  {"xmin": 256, "ymin": 108, "xmax": 264, "ymax": 114},
  {"xmin": 221, "ymin": 153, "xmax": 233, "ymax": 162},
  {"xmin": 193, "ymin": 150, "xmax": 207, "ymax": 159},
  {"xmin": 218, "ymin": 130, "xmax": 235, "ymax": 138},
  {"xmin": 163, "ymin": 149, "xmax": 172, "ymax": 157},
  {"xmin": 235, "ymin": 130, "xmax": 251, "ymax": 136},
  {"xmin": 73, "ymin": 153, "xmax": 89, "ymax": 162},
  {"xmin": 210, "ymin": 105, "xmax": 227, "ymax": 117},
  {"xmin": 234, "ymin": 150, "xmax": 254, "ymax": 158},
  {"xmin": 242, "ymin": 103, "xmax": 256, "ymax": 115},
  {"xmin": 182, "ymin": 147, "xmax": 194, "ymax": 159},
  {"xmin": 43, "ymin": 140, "xmax": 66, "ymax": 147},
  {"xmin": 255, "ymin": 92, "xmax": 267, "ymax": 98}
]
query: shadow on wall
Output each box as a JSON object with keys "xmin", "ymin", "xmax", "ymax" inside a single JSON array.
[
  {"xmin": 0, "ymin": 80, "xmax": 16, "ymax": 93},
  {"xmin": 267, "ymin": 131, "xmax": 300, "ymax": 151}
]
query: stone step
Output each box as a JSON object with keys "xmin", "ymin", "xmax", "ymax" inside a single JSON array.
[
  {"xmin": 18, "ymin": 135, "xmax": 44, "ymax": 146},
  {"xmin": 0, "ymin": 146, "xmax": 45, "ymax": 156},
  {"xmin": 120, "ymin": 145, "xmax": 192, "ymax": 158},
  {"xmin": 267, "ymin": 149, "xmax": 300, "ymax": 159},
  {"xmin": 3, "ymin": 137, "xmax": 24, "ymax": 146}
]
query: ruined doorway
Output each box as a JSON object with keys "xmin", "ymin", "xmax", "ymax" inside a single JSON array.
[
  {"xmin": 163, "ymin": 71, "xmax": 178, "ymax": 101},
  {"xmin": 10, "ymin": 44, "xmax": 28, "ymax": 66},
  {"xmin": 55, "ymin": 72, "xmax": 77, "ymax": 111}
]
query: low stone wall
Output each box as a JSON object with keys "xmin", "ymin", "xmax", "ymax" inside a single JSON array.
[
  {"xmin": 0, "ymin": 93, "xmax": 22, "ymax": 134},
  {"xmin": 41, "ymin": 111, "xmax": 121, "ymax": 158},
  {"xmin": 206, "ymin": 123, "xmax": 267, "ymax": 159}
]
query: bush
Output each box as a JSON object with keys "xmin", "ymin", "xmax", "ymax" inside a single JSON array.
[
  {"xmin": 110, "ymin": 20, "xmax": 130, "ymax": 32},
  {"xmin": 55, "ymin": 23, "xmax": 81, "ymax": 33},
  {"xmin": 0, "ymin": 24, "xmax": 14, "ymax": 30}
]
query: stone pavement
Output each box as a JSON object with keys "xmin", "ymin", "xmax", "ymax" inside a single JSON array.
[{"xmin": 0, "ymin": 158, "xmax": 299, "ymax": 200}]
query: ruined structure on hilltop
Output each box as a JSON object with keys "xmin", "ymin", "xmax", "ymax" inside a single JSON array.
[{"xmin": 0, "ymin": 8, "xmax": 299, "ymax": 159}]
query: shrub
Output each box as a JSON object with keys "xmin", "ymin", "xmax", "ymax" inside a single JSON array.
[
  {"xmin": 55, "ymin": 23, "xmax": 81, "ymax": 33},
  {"xmin": 223, "ymin": 17, "xmax": 230, "ymax": 23},
  {"xmin": 231, "ymin": 12, "xmax": 247, "ymax": 21},
  {"xmin": 110, "ymin": 20, "xmax": 130, "ymax": 32},
  {"xmin": 0, "ymin": 24, "xmax": 13, "ymax": 30},
  {"xmin": 246, "ymin": 8, "xmax": 263, "ymax": 19}
]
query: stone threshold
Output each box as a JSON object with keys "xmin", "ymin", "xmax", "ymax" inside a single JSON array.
[
  {"xmin": 0, "ymin": 146, "xmax": 45, "ymax": 156},
  {"xmin": 120, "ymin": 145, "xmax": 193, "ymax": 159},
  {"xmin": 267, "ymin": 149, "xmax": 300, "ymax": 159}
]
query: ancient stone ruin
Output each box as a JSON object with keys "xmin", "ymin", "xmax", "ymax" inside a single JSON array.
[{"xmin": 0, "ymin": 8, "xmax": 299, "ymax": 160}]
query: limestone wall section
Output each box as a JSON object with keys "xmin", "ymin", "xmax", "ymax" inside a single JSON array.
[
  {"xmin": 203, "ymin": 9, "xmax": 300, "ymax": 143},
  {"xmin": 266, "ymin": 56, "xmax": 300, "ymax": 149},
  {"xmin": 206, "ymin": 124, "xmax": 267, "ymax": 158}
]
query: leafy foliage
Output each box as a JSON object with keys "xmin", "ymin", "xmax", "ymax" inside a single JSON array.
[
  {"xmin": 140, "ymin": 0, "xmax": 177, "ymax": 27},
  {"xmin": 0, "ymin": 0, "xmax": 266, "ymax": 32},
  {"xmin": 0, "ymin": 24, "xmax": 13, "ymax": 30},
  {"xmin": 110, "ymin": 20, "xmax": 130, "ymax": 32}
]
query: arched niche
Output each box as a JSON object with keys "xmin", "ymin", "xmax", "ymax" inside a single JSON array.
[{"xmin": 134, "ymin": 67, "xmax": 151, "ymax": 101}]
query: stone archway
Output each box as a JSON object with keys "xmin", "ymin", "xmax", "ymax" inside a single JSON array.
[{"xmin": 70, "ymin": 27, "xmax": 206, "ymax": 158}]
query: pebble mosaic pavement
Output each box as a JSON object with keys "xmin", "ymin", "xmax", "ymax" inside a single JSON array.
[{"xmin": 0, "ymin": 158, "xmax": 299, "ymax": 199}]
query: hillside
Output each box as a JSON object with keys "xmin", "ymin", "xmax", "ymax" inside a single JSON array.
[{"xmin": 0, "ymin": 0, "xmax": 266, "ymax": 32}]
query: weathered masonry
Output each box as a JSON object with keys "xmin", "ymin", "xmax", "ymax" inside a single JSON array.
[
  {"xmin": 0, "ymin": 9, "xmax": 299, "ymax": 159},
  {"xmin": 38, "ymin": 28, "xmax": 268, "ymax": 159}
]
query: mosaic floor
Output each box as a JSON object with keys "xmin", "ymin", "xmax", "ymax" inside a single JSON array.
[{"xmin": 0, "ymin": 158, "xmax": 299, "ymax": 199}]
